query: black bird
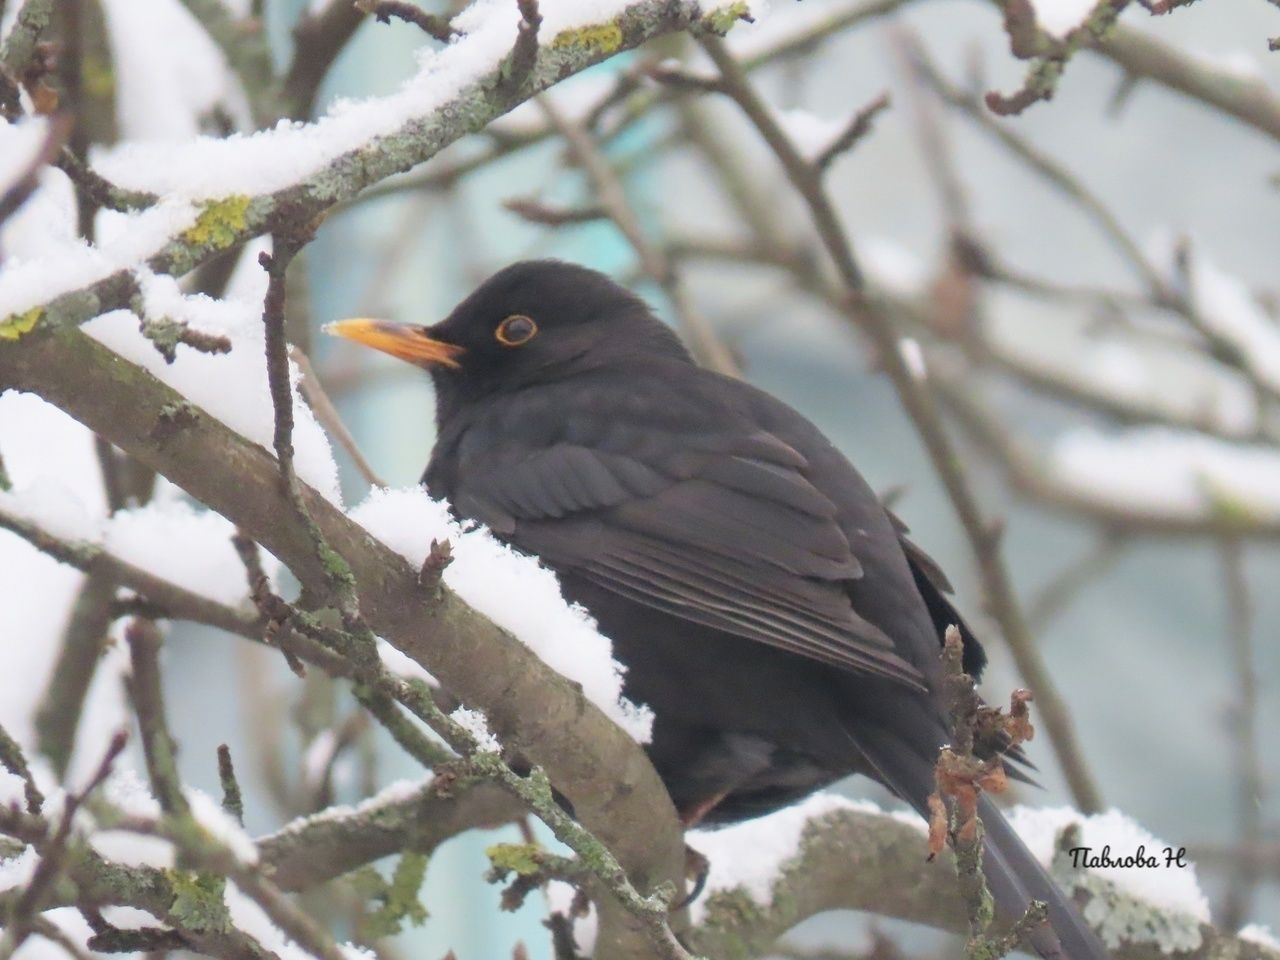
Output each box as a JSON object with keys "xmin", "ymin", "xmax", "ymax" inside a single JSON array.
[{"xmin": 327, "ymin": 260, "xmax": 1107, "ymax": 960}]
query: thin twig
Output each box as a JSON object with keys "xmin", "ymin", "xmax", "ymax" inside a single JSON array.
[
  {"xmin": 1027, "ymin": 534, "xmax": 1127, "ymax": 630},
  {"xmin": 355, "ymin": 0, "xmax": 456, "ymax": 42},
  {"xmin": 1216, "ymin": 537, "xmax": 1263, "ymax": 930},
  {"xmin": 814, "ymin": 91, "xmax": 892, "ymax": 172},
  {"xmin": 903, "ymin": 34, "xmax": 1169, "ymax": 304},
  {"xmin": 55, "ymin": 148, "xmax": 156, "ymax": 213},
  {"xmin": 698, "ymin": 33, "xmax": 1104, "ymax": 812},
  {"xmin": 499, "ymin": 0, "xmax": 542, "ymax": 97},
  {"xmin": 930, "ymin": 628, "xmax": 1046, "ymax": 960},
  {"xmin": 282, "ymin": 0, "xmax": 367, "ymax": 118},
  {"xmin": 0, "ymin": 730, "xmax": 127, "ymax": 958},
  {"xmin": 260, "ymin": 244, "xmax": 366, "ymax": 622},
  {"xmin": 0, "ymin": 722, "xmax": 43, "ymax": 814},
  {"xmin": 537, "ymin": 95, "xmax": 741, "ymax": 378},
  {"xmin": 290, "ymin": 345, "xmax": 385, "ymax": 488},
  {"xmin": 503, "ymin": 197, "xmax": 607, "ymax": 225},
  {"xmin": 125, "ymin": 618, "xmax": 189, "ymax": 817},
  {"xmin": 217, "ymin": 744, "xmax": 246, "ymax": 826},
  {"xmin": 0, "ymin": 113, "xmax": 67, "ymax": 230}
]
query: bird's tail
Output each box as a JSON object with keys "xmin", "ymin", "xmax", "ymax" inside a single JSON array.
[{"xmin": 853, "ymin": 725, "xmax": 1110, "ymax": 960}]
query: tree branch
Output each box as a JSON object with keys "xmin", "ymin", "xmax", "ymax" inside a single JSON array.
[
  {"xmin": 0, "ymin": 326, "xmax": 686, "ymax": 960},
  {"xmin": 697, "ymin": 33, "xmax": 1105, "ymax": 814}
]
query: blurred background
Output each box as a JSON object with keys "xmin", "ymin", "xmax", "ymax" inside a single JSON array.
[{"xmin": 3, "ymin": 0, "xmax": 1278, "ymax": 956}]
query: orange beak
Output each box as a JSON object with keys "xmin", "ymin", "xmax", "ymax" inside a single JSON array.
[{"xmin": 323, "ymin": 319, "xmax": 463, "ymax": 369}]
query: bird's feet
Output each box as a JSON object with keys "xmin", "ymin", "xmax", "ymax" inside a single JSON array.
[{"xmin": 671, "ymin": 843, "xmax": 710, "ymax": 912}]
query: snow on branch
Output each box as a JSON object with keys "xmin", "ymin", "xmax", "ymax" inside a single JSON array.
[
  {"xmin": 351, "ymin": 487, "xmax": 654, "ymax": 742},
  {"xmin": 1051, "ymin": 428, "xmax": 1280, "ymax": 526},
  {"xmin": 684, "ymin": 799, "xmax": 1280, "ymax": 960},
  {"xmin": 0, "ymin": 0, "xmax": 748, "ymax": 333}
]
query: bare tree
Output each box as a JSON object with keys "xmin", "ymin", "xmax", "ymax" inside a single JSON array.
[{"xmin": 0, "ymin": 1, "xmax": 1277, "ymax": 959}]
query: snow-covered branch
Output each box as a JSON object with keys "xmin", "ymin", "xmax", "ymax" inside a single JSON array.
[
  {"xmin": 0, "ymin": 0, "xmax": 741, "ymax": 334},
  {"xmin": 0, "ymin": 325, "xmax": 686, "ymax": 958},
  {"xmin": 683, "ymin": 800, "xmax": 1280, "ymax": 960}
]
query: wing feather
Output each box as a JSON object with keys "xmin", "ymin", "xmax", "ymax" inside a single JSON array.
[
  {"xmin": 455, "ymin": 433, "xmax": 926, "ymax": 689},
  {"xmin": 440, "ymin": 386, "xmax": 928, "ymax": 689}
]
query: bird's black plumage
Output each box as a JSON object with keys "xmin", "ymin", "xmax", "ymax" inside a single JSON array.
[{"xmin": 330, "ymin": 260, "xmax": 1107, "ymax": 960}]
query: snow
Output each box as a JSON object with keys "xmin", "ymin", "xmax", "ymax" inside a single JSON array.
[
  {"xmin": 8, "ymin": 907, "xmax": 139, "ymax": 960},
  {"xmin": 998, "ymin": 336, "xmax": 1258, "ymax": 439},
  {"xmin": 99, "ymin": 906, "xmax": 160, "ymax": 932},
  {"xmin": 0, "ymin": 190, "xmax": 199, "ymax": 323},
  {"xmin": 0, "ymin": 846, "xmax": 39, "ymax": 893},
  {"xmin": 303, "ymin": 730, "xmax": 340, "ymax": 787},
  {"xmin": 2, "ymin": 0, "xmax": 739, "ymax": 328},
  {"xmin": 0, "ymin": 160, "xmax": 77, "ymax": 265},
  {"xmin": 98, "ymin": 0, "xmax": 251, "ymax": 142},
  {"xmin": 449, "ymin": 706, "xmax": 500, "ymax": 753},
  {"xmin": 1027, "ymin": 0, "xmax": 1097, "ymax": 38},
  {"xmin": 1186, "ymin": 255, "xmax": 1280, "ymax": 395},
  {"xmin": 92, "ymin": 770, "xmax": 178, "ymax": 868},
  {"xmin": 681, "ymin": 798, "xmax": 1215, "ymax": 950},
  {"xmin": 106, "ymin": 497, "xmax": 280, "ymax": 605},
  {"xmin": 0, "ymin": 483, "xmax": 99, "ymax": 543},
  {"xmin": 490, "ymin": 72, "xmax": 620, "ymax": 137},
  {"xmin": 1188, "ymin": 49, "xmax": 1266, "ymax": 84},
  {"xmin": 271, "ymin": 776, "xmax": 434, "ymax": 837},
  {"xmin": 775, "ymin": 109, "xmax": 847, "ymax": 162},
  {"xmin": 0, "ymin": 117, "xmax": 50, "ymax": 204},
  {"xmin": 1008, "ymin": 806, "xmax": 1209, "ymax": 921},
  {"xmin": 82, "ymin": 271, "xmax": 342, "ymax": 503},
  {"xmin": 186, "ymin": 786, "xmax": 259, "ymax": 864},
  {"xmin": 1149, "ymin": 234, "xmax": 1280, "ymax": 397},
  {"xmin": 349, "ymin": 486, "xmax": 654, "ymax": 742},
  {"xmin": 377, "ymin": 638, "xmax": 439, "ymax": 685},
  {"xmin": 0, "ymin": 458, "xmax": 283, "ymax": 607},
  {"xmin": 102, "ymin": 767, "xmax": 162, "ymax": 819},
  {"xmin": 546, "ymin": 879, "xmax": 598, "ymax": 955},
  {"xmin": 898, "ymin": 337, "xmax": 926, "ymax": 380},
  {"xmin": 1008, "ymin": 805, "xmax": 1208, "ymax": 951},
  {"xmin": 91, "ymin": 0, "xmax": 734, "ymax": 199},
  {"xmin": 1051, "ymin": 427, "xmax": 1280, "ymax": 522},
  {"xmin": 7, "ymin": 238, "xmax": 343, "ymax": 504},
  {"xmin": 1240, "ymin": 925, "xmax": 1280, "ymax": 951},
  {"xmin": 226, "ymin": 881, "xmax": 372, "ymax": 960},
  {"xmin": 858, "ymin": 236, "xmax": 927, "ymax": 294},
  {"xmin": 686, "ymin": 793, "xmax": 919, "ymax": 924},
  {"xmin": 723, "ymin": 0, "xmax": 876, "ymax": 63},
  {"xmin": 70, "ymin": 778, "xmax": 255, "ymax": 869},
  {"xmin": 0, "ymin": 395, "xmax": 131, "ymax": 785},
  {"xmin": 90, "ymin": 831, "xmax": 179, "ymax": 870}
]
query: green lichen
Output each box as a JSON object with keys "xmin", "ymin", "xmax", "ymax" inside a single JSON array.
[
  {"xmin": 0, "ymin": 307, "xmax": 43, "ymax": 341},
  {"xmin": 485, "ymin": 843, "xmax": 544, "ymax": 877},
  {"xmin": 1050, "ymin": 843, "xmax": 1204, "ymax": 954},
  {"xmin": 702, "ymin": 0, "xmax": 751, "ymax": 34},
  {"xmin": 1206, "ymin": 488, "xmax": 1259, "ymax": 529},
  {"xmin": 181, "ymin": 195, "xmax": 252, "ymax": 250},
  {"xmin": 83, "ymin": 51, "xmax": 115, "ymax": 99},
  {"xmin": 151, "ymin": 400, "xmax": 201, "ymax": 444},
  {"xmin": 139, "ymin": 316, "xmax": 183, "ymax": 364},
  {"xmin": 318, "ymin": 539, "xmax": 355, "ymax": 586},
  {"xmin": 350, "ymin": 852, "xmax": 430, "ymax": 938},
  {"xmin": 167, "ymin": 870, "xmax": 231, "ymax": 933},
  {"xmin": 550, "ymin": 22, "xmax": 623, "ymax": 54}
]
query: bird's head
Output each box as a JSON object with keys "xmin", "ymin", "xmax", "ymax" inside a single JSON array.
[{"xmin": 325, "ymin": 260, "xmax": 690, "ymax": 417}]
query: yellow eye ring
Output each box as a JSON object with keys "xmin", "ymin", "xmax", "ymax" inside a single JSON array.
[{"xmin": 496, "ymin": 314, "xmax": 537, "ymax": 346}]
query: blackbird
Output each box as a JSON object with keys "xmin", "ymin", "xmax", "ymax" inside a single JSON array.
[{"xmin": 327, "ymin": 259, "xmax": 1107, "ymax": 960}]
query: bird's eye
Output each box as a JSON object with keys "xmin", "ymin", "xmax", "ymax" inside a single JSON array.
[{"xmin": 495, "ymin": 314, "xmax": 537, "ymax": 347}]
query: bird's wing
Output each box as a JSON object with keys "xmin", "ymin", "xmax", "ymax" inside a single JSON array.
[
  {"xmin": 449, "ymin": 417, "xmax": 926, "ymax": 690},
  {"xmin": 886, "ymin": 507, "xmax": 988, "ymax": 678}
]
